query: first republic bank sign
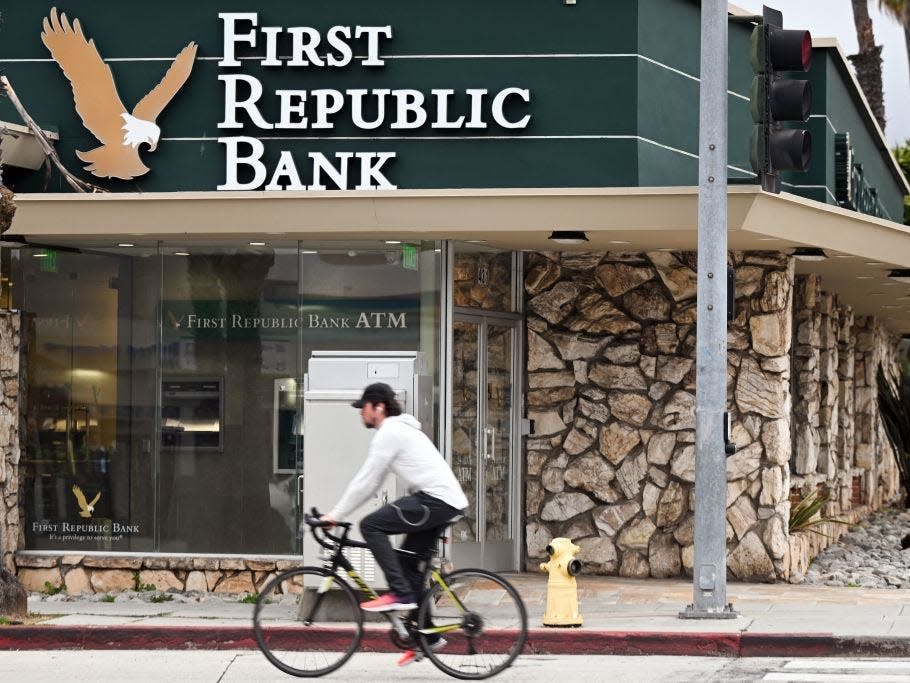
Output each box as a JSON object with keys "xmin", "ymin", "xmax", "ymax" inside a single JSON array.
[{"xmin": 217, "ymin": 13, "xmax": 532, "ymax": 191}]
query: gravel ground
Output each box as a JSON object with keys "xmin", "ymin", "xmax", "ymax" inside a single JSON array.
[{"xmin": 800, "ymin": 507, "xmax": 910, "ymax": 589}]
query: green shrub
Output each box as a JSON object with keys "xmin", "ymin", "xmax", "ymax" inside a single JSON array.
[
  {"xmin": 788, "ymin": 489, "xmax": 851, "ymax": 536},
  {"xmin": 42, "ymin": 581, "xmax": 64, "ymax": 596},
  {"xmin": 131, "ymin": 572, "xmax": 156, "ymax": 592}
]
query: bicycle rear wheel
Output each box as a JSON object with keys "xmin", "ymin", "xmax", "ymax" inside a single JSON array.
[
  {"xmin": 253, "ymin": 567, "xmax": 363, "ymax": 677},
  {"xmin": 416, "ymin": 568, "xmax": 528, "ymax": 680}
]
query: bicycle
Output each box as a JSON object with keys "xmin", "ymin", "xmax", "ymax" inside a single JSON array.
[{"xmin": 253, "ymin": 509, "xmax": 528, "ymax": 679}]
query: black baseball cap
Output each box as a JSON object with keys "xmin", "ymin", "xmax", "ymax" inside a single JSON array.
[{"xmin": 352, "ymin": 382, "xmax": 397, "ymax": 408}]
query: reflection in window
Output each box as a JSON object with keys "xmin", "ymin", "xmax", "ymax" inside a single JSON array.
[
  {"xmin": 14, "ymin": 241, "xmax": 441, "ymax": 555},
  {"xmin": 453, "ymin": 248, "xmax": 514, "ymax": 311}
]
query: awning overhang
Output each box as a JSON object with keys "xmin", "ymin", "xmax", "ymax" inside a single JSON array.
[{"xmin": 7, "ymin": 185, "xmax": 910, "ymax": 333}]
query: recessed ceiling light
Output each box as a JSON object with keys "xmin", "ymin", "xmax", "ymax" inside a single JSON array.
[
  {"xmin": 657, "ymin": 248, "xmax": 675, "ymax": 252},
  {"xmin": 249, "ymin": 241, "xmax": 266, "ymax": 246},
  {"xmin": 466, "ymin": 240, "xmax": 487, "ymax": 244},
  {"xmin": 549, "ymin": 231, "xmax": 589, "ymax": 245},
  {"xmin": 882, "ymin": 304, "xmax": 899, "ymax": 309},
  {"xmin": 833, "ymin": 255, "xmax": 853, "ymax": 258},
  {"xmin": 302, "ymin": 250, "xmax": 317, "ymax": 254},
  {"xmin": 792, "ymin": 247, "xmax": 827, "ymax": 261},
  {"xmin": 118, "ymin": 243, "xmax": 134, "ymax": 248},
  {"xmin": 174, "ymin": 251, "xmax": 190, "ymax": 256},
  {"xmin": 609, "ymin": 240, "xmax": 631, "ymax": 245},
  {"xmin": 865, "ymin": 262, "xmax": 884, "ymax": 266},
  {"xmin": 856, "ymin": 276, "xmax": 874, "ymax": 280},
  {"xmin": 32, "ymin": 253, "xmax": 47, "ymax": 258},
  {"xmin": 384, "ymin": 240, "xmax": 401, "ymax": 244},
  {"xmin": 757, "ymin": 237, "xmax": 780, "ymax": 242}
]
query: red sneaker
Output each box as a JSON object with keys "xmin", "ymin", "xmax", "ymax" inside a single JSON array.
[
  {"xmin": 397, "ymin": 638, "xmax": 446, "ymax": 667},
  {"xmin": 397, "ymin": 650, "xmax": 420, "ymax": 667},
  {"xmin": 360, "ymin": 593, "xmax": 417, "ymax": 612}
]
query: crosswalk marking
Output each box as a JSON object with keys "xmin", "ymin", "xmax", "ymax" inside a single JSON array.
[
  {"xmin": 784, "ymin": 661, "xmax": 910, "ymax": 671},
  {"xmin": 765, "ymin": 675, "xmax": 910, "ymax": 682},
  {"xmin": 762, "ymin": 659, "xmax": 910, "ymax": 682}
]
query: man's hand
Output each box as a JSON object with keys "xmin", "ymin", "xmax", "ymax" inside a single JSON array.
[{"xmin": 319, "ymin": 513, "xmax": 338, "ymax": 528}]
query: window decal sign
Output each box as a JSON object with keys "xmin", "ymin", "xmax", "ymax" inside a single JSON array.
[
  {"xmin": 71, "ymin": 484, "xmax": 100, "ymax": 518},
  {"xmin": 41, "ymin": 7, "xmax": 197, "ymax": 180}
]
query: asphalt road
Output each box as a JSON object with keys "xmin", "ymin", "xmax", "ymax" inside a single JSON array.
[{"xmin": 4, "ymin": 652, "xmax": 910, "ymax": 682}]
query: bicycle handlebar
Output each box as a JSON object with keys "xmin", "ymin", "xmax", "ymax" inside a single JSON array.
[{"xmin": 303, "ymin": 508, "xmax": 369, "ymax": 549}]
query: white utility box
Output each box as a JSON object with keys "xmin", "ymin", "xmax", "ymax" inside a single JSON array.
[{"xmin": 302, "ymin": 351, "xmax": 432, "ymax": 587}]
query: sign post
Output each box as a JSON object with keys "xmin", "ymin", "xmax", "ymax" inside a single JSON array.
[{"xmin": 680, "ymin": 0, "xmax": 738, "ymax": 620}]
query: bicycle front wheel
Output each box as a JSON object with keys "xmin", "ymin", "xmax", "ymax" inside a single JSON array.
[
  {"xmin": 417, "ymin": 568, "xmax": 528, "ymax": 680},
  {"xmin": 253, "ymin": 567, "xmax": 363, "ymax": 677}
]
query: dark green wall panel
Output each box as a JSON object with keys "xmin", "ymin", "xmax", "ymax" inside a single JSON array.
[{"xmin": 0, "ymin": 0, "xmax": 904, "ymax": 216}]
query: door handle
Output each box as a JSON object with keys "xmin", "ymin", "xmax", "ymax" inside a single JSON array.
[
  {"xmin": 484, "ymin": 427, "xmax": 496, "ymax": 461},
  {"xmin": 297, "ymin": 474, "xmax": 305, "ymax": 507}
]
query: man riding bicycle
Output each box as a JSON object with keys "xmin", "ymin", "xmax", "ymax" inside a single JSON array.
[{"xmin": 319, "ymin": 382, "xmax": 468, "ymax": 665}]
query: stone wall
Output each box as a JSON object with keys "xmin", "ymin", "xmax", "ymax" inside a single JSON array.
[
  {"xmin": 0, "ymin": 312, "xmax": 20, "ymax": 574},
  {"xmin": 15, "ymin": 552, "xmax": 297, "ymax": 595},
  {"xmin": 786, "ymin": 275, "xmax": 902, "ymax": 578},
  {"xmin": 524, "ymin": 251, "xmax": 795, "ymax": 581}
]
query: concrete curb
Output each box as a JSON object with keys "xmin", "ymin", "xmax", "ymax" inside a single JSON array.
[{"xmin": 2, "ymin": 626, "xmax": 910, "ymax": 657}]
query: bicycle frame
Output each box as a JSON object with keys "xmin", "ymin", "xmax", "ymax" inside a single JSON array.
[{"xmin": 307, "ymin": 521, "xmax": 469, "ymax": 642}]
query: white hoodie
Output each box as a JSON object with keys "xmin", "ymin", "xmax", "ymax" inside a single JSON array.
[{"xmin": 329, "ymin": 414, "xmax": 469, "ymax": 521}]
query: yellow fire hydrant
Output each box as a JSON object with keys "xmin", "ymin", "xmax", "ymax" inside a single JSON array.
[{"xmin": 539, "ymin": 537, "xmax": 583, "ymax": 627}]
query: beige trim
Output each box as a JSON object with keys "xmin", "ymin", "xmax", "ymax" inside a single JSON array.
[{"xmin": 9, "ymin": 186, "xmax": 910, "ymax": 332}]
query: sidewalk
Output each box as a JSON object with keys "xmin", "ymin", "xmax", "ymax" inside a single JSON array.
[{"xmin": 3, "ymin": 574, "xmax": 909, "ymax": 657}]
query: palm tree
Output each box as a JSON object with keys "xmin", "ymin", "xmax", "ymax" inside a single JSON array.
[
  {"xmin": 879, "ymin": 0, "xmax": 910, "ymax": 96},
  {"xmin": 850, "ymin": 0, "xmax": 887, "ymax": 130}
]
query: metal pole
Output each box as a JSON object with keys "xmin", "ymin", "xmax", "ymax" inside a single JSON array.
[{"xmin": 680, "ymin": 0, "xmax": 737, "ymax": 620}]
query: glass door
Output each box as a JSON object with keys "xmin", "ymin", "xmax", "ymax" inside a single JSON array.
[{"xmin": 451, "ymin": 312, "xmax": 519, "ymax": 570}]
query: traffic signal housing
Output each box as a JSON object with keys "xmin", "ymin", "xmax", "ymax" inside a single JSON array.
[{"xmin": 749, "ymin": 6, "xmax": 813, "ymax": 193}]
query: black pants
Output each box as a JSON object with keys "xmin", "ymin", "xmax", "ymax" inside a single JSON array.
[{"xmin": 360, "ymin": 492, "xmax": 461, "ymax": 600}]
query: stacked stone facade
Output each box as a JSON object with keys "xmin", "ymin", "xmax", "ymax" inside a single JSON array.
[
  {"xmin": 1, "ymin": 250, "xmax": 904, "ymax": 592},
  {"xmin": 15, "ymin": 553, "xmax": 295, "ymax": 595},
  {"xmin": 525, "ymin": 251, "xmax": 902, "ymax": 581}
]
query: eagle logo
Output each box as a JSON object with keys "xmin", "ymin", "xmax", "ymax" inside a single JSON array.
[
  {"xmin": 72, "ymin": 484, "xmax": 101, "ymax": 518},
  {"xmin": 41, "ymin": 8, "xmax": 197, "ymax": 180}
]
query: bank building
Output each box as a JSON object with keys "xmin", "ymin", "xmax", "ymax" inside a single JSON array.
[{"xmin": 0, "ymin": 1, "xmax": 907, "ymax": 595}]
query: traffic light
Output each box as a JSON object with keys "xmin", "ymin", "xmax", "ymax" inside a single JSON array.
[{"xmin": 749, "ymin": 6, "xmax": 813, "ymax": 193}]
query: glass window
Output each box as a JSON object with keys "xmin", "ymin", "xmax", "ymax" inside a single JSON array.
[
  {"xmin": 158, "ymin": 242, "xmax": 301, "ymax": 554},
  {"xmin": 16, "ymin": 244, "xmax": 157, "ymax": 552},
  {"xmin": 453, "ymin": 244, "xmax": 515, "ymax": 312},
  {"xmin": 14, "ymin": 239, "xmax": 442, "ymax": 556},
  {"xmin": 299, "ymin": 241, "xmax": 442, "ymax": 438}
]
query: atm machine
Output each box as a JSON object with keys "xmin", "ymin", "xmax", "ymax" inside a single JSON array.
[{"xmin": 302, "ymin": 351, "xmax": 432, "ymax": 587}]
